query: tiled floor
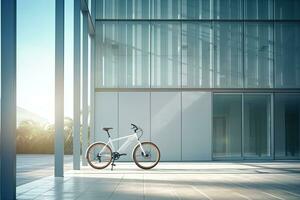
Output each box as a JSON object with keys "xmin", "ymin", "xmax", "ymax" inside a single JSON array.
[
  {"xmin": 16, "ymin": 161, "xmax": 300, "ymax": 200},
  {"xmin": 17, "ymin": 155, "xmax": 73, "ymax": 186}
]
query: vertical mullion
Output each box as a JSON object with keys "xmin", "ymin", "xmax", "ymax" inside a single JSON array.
[
  {"xmin": 241, "ymin": 93, "xmax": 244, "ymax": 159},
  {"xmin": 271, "ymin": 93, "xmax": 275, "ymax": 159}
]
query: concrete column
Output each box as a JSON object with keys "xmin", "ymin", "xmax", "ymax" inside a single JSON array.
[
  {"xmin": 1, "ymin": 0, "xmax": 17, "ymax": 199},
  {"xmin": 82, "ymin": 12, "xmax": 88, "ymax": 166},
  {"xmin": 90, "ymin": 36, "xmax": 95, "ymax": 144},
  {"xmin": 55, "ymin": 0, "xmax": 64, "ymax": 177},
  {"xmin": 73, "ymin": 0, "xmax": 81, "ymax": 170},
  {"xmin": 89, "ymin": 0, "xmax": 96, "ymax": 145}
]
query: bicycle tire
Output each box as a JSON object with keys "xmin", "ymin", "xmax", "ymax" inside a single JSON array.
[
  {"xmin": 133, "ymin": 141, "xmax": 160, "ymax": 170},
  {"xmin": 86, "ymin": 142, "xmax": 112, "ymax": 169}
]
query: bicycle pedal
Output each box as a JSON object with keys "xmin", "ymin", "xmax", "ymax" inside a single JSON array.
[{"xmin": 111, "ymin": 163, "xmax": 116, "ymax": 166}]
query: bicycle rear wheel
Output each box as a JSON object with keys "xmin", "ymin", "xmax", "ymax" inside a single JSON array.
[
  {"xmin": 86, "ymin": 142, "xmax": 112, "ymax": 169},
  {"xmin": 133, "ymin": 142, "xmax": 160, "ymax": 170}
]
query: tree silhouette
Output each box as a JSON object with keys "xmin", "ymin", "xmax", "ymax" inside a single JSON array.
[{"xmin": 16, "ymin": 118, "xmax": 86, "ymax": 154}]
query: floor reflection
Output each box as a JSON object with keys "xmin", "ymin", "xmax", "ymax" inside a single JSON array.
[{"xmin": 17, "ymin": 161, "xmax": 300, "ymax": 200}]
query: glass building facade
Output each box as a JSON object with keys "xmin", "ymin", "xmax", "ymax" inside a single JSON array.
[{"xmin": 94, "ymin": 0, "xmax": 300, "ymax": 160}]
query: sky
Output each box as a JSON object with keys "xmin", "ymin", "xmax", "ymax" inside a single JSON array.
[{"xmin": 16, "ymin": 0, "xmax": 74, "ymax": 123}]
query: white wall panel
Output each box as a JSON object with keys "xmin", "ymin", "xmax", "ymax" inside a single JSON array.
[
  {"xmin": 151, "ymin": 92, "xmax": 181, "ymax": 161},
  {"xmin": 182, "ymin": 92, "xmax": 212, "ymax": 161},
  {"xmin": 94, "ymin": 92, "xmax": 119, "ymax": 148},
  {"xmin": 118, "ymin": 92, "xmax": 151, "ymax": 161}
]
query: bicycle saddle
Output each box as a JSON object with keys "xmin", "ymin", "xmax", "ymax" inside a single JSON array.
[{"xmin": 102, "ymin": 127, "xmax": 113, "ymax": 132}]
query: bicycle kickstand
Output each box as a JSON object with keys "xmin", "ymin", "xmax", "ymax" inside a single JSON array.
[{"xmin": 111, "ymin": 158, "xmax": 116, "ymax": 171}]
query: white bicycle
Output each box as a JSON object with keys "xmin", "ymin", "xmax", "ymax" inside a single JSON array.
[{"xmin": 85, "ymin": 123, "xmax": 160, "ymax": 170}]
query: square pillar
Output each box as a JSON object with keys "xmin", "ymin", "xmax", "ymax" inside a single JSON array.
[
  {"xmin": 1, "ymin": 0, "xmax": 17, "ymax": 199},
  {"xmin": 89, "ymin": 35, "xmax": 95, "ymax": 144},
  {"xmin": 82, "ymin": 12, "xmax": 88, "ymax": 166},
  {"xmin": 55, "ymin": 0, "xmax": 65, "ymax": 177},
  {"xmin": 73, "ymin": 0, "xmax": 81, "ymax": 170},
  {"xmin": 89, "ymin": 0, "xmax": 96, "ymax": 145}
]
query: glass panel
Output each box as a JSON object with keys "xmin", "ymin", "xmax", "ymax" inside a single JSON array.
[
  {"xmin": 244, "ymin": 94, "xmax": 271, "ymax": 158},
  {"xmin": 95, "ymin": 22, "xmax": 119, "ymax": 88},
  {"xmin": 275, "ymin": 23, "xmax": 300, "ymax": 88},
  {"xmin": 96, "ymin": 22, "xmax": 150, "ymax": 88},
  {"xmin": 96, "ymin": 0, "xmax": 150, "ymax": 19},
  {"xmin": 214, "ymin": 22, "xmax": 243, "ymax": 88},
  {"xmin": 275, "ymin": 94, "xmax": 300, "ymax": 158},
  {"xmin": 120, "ymin": 0, "xmax": 151, "ymax": 19},
  {"xmin": 213, "ymin": 94, "xmax": 242, "ymax": 158},
  {"xmin": 275, "ymin": 0, "xmax": 300, "ymax": 20},
  {"xmin": 96, "ymin": 0, "xmax": 118, "ymax": 19},
  {"xmin": 118, "ymin": 22, "xmax": 150, "ymax": 88},
  {"xmin": 135, "ymin": 0, "xmax": 151, "ymax": 19},
  {"xmin": 151, "ymin": 0, "xmax": 181, "ymax": 19},
  {"xmin": 214, "ymin": 0, "xmax": 243, "ymax": 19},
  {"xmin": 151, "ymin": 22, "xmax": 181, "ymax": 88},
  {"xmin": 95, "ymin": 0, "xmax": 102, "ymax": 19},
  {"xmin": 244, "ymin": 23, "xmax": 274, "ymax": 88},
  {"xmin": 245, "ymin": 0, "xmax": 273, "ymax": 19},
  {"xmin": 181, "ymin": 0, "xmax": 212, "ymax": 19},
  {"xmin": 182, "ymin": 22, "xmax": 213, "ymax": 88}
]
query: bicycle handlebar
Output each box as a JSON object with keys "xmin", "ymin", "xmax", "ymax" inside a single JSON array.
[
  {"xmin": 131, "ymin": 123, "xmax": 144, "ymax": 139},
  {"xmin": 131, "ymin": 123, "xmax": 139, "ymax": 132}
]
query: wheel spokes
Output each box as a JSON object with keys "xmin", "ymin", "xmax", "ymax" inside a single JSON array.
[
  {"xmin": 87, "ymin": 143, "xmax": 112, "ymax": 169},
  {"xmin": 134, "ymin": 143, "xmax": 160, "ymax": 168}
]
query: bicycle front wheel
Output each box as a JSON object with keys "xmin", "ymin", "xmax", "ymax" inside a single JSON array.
[
  {"xmin": 133, "ymin": 142, "xmax": 160, "ymax": 170},
  {"xmin": 86, "ymin": 142, "xmax": 112, "ymax": 169}
]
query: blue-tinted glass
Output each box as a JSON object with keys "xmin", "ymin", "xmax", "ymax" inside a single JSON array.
[
  {"xmin": 151, "ymin": 22, "xmax": 181, "ymax": 88},
  {"xmin": 118, "ymin": 22, "xmax": 150, "ymax": 88},
  {"xmin": 96, "ymin": 22, "xmax": 150, "ymax": 88},
  {"xmin": 275, "ymin": 94, "xmax": 300, "ymax": 158},
  {"xmin": 275, "ymin": 23, "xmax": 300, "ymax": 88},
  {"xmin": 96, "ymin": 0, "xmax": 150, "ymax": 19},
  {"xmin": 121, "ymin": 0, "xmax": 150, "ymax": 19},
  {"xmin": 118, "ymin": 0, "xmax": 127, "ymax": 18},
  {"xmin": 244, "ymin": 94, "xmax": 271, "ymax": 158},
  {"xmin": 151, "ymin": 0, "xmax": 181, "ymax": 19},
  {"xmin": 95, "ymin": 22, "xmax": 119, "ymax": 88},
  {"xmin": 182, "ymin": 22, "xmax": 213, "ymax": 88},
  {"xmin": 96, "ymin": 0, "xmax": 103, "ymax": 19},
  {"xmin": 244, "ymin": 23, "xmax": 274, "ymax": 88},
  {"xmin": 214, "ymin": 22, "xmax": 243, "ymax": 88},
  {"xmin": 96, "ymin": 0, "xmax": 118, "ymax": 19},
  {"xmin": 134, "ymin": 0, "xmax": 151, "ymax": 19},
  {"xmin": 213, "ymin": 94, "xmax": 242, "ymax": 158},
  {"xmin": 182, "ymin": 0, "xmax": 212, "ymax": 19},
  {"xmin": 245, "ymin": 0, "xmax": 273, "ymax": 19},
  {"xmin": 214, "ymin": 0, "xmax": 243, "ymax": 19},
  {"xmin": 275, "ymin": 0, "xmax": 300, "ymax": 19}
]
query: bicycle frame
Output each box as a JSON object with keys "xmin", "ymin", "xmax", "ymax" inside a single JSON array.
[{"xmin": 85, "ymin": 131, "xmax": 146, "ymax": 158}]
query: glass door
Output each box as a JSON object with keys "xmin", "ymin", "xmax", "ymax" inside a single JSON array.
[
  {"xmin": 213, "ymin": 94, "xmax": 242, "ymax": 159},
  {"xmin": 243, "ymin": 94, "xmax": 272, "ymax": 159}
]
